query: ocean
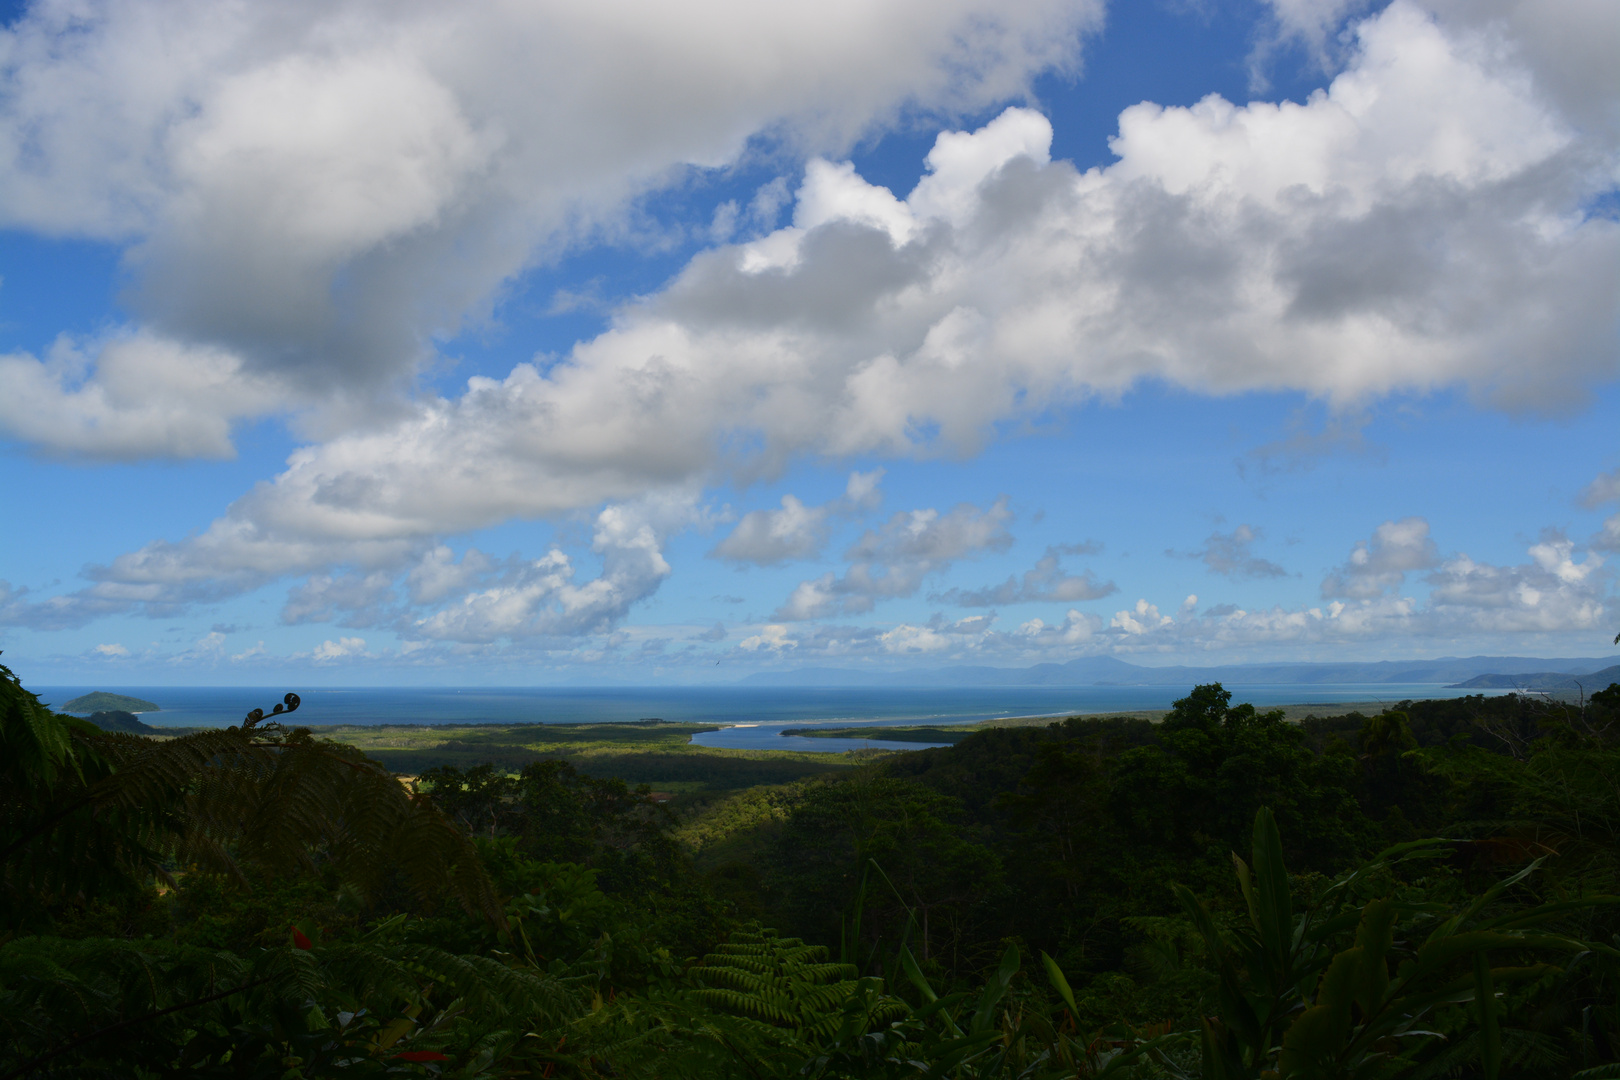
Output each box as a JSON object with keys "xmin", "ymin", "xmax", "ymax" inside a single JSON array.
[{"xmin": 34, "ymin": 682, "xmax": 1507, "ymax": 754}]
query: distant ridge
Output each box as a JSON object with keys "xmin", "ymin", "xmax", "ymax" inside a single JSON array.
[
  {"xmin": 1450, "ymin": 663, "xmax": 1620, "ymax": 691},
  {"xmin": 738, "ymin": 655, "xmax": 1618, "ymax": 688}
]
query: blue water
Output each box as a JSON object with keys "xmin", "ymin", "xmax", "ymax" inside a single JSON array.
[{"xmin": 34, "ymin": 682, "xmax": 1506, "ymax": 753}]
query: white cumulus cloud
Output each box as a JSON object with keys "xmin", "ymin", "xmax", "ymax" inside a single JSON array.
[
  {"xmin": 281, "ymin": 570, "xmax": 398, "ymax": 627},
  {"xmin": 1111, "ymin": 600, "xmax": 1175, "ymax": 635},
  {"xmin": 1581, "ymin": 468, "xmax": 1620, "ymax": 554},
  {"xmin": 304, "ymin": 637, "xmax": 369, "ymax": 662},
  {"xmin": 774, "ymin": 498, "xmax": 1013, "ymax": 620},
  {"xmin": 412, "ymin": 499, "xmax": 685, "ymax": 643},
  {"xmin": 0, "ymin": 331, "xmax": 295, "ymax": 459},
  {"xmin": 711, "ymin": 469, "xmax": 888, "ymax": 565},
  {"xmin": 1321, "ymin": 517, "xmax": 1440, "ymax": 599},
  {"xmin": 712, "ymin": 495, "xmax": 832, "ymax": 565},
  {"xmin": 933, "ymin": 544, "xmax": 1115, "ymax": 606},
  {"xmin": 1189, "ymin": 525, "xmax": 1289, "ymax": 580},
  {"xmin": 0, "ymin": 0, "xmax": 1100, "ymax": 456},
  {"xmin": 738, "ymin": 624, "xmax": 796, "ymax": 652}
]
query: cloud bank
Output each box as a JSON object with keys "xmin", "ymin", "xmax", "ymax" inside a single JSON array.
[{"xmin": 734, "ymin": 518, "xmax": 1610, "ymax": 664}]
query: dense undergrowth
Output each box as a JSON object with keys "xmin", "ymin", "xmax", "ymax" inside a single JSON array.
[{"xmin": 4, "ymin": 659, "xmax": 1620, "ymax": 1078}]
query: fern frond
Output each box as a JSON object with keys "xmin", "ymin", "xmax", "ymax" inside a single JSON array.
[
  {"xmin": 1574, "ymin": 1065, "xmax": 1620, "ymax": 1080},
  {"xmin": 698, "ymin": 966, "xmax": 785, "ymax": 993},
  {"xmin": 0, "ymin": 932, "xmax": 580, "ymax": 1075},
  {"xmin": 791, "ymin": 962, "xmax": 858, "ymax": 982},
  {"xmin": 689, "ymin": 922, "xmax": 867, "ymax": 1041}
]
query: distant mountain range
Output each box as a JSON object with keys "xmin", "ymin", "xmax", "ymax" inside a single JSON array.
[{"xmin": 738, "ymin": 655, "xmax": 1620, "ymax": 688}]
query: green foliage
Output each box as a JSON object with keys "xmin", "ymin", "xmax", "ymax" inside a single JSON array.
[
  {"xmin": 1, "ymin": 666, "xmax": 501, "ymax": 934},
  {"xmin": 1110, "ymin": 685, "xmax": 1369, "ymax": 871},
  {"xmin": 760, "ymin": 771, "xmax": 1002, "ymax": 969},
  {"xmin": 565, "ymin": 982, "xmax": 812, "ymax": 1080},
  {"xmin": 802, "ymin": 941, "xmax": 1181, "ymax": 1080},
  {"xmin": 573, "ymin": 750, "xmax": 853, "ymax": 790},
  {"xmin": 477, "ymin": 840, "xmax": 618, "ymax": 964},
  {"xmin": 692, "ymin": 925, "xmax": 867, "ymax": 1038},
  {"xmin": 0, "ymin": 928, "xmax": 578, "ymax": 1076},
  {"xmin": 794, "ymin": 806, "xmax": 1619, "ymax": 1080},
  {"xmin": 0, "ymin": 659, "xmax": 82, "ymax": 792},
  {"xmin": 421, "ymin": 759, "xmax": 685, "ymax": 894},
  {"xmin": 779, "ymin": 687, "xmax": 1372, "ymax": 988},
  {"xmin": 1173, "ymin": 807, "xmax": 1618, "ymax": 1079},
  {"xmin": 675, "ymin": 781, "xmax": 815, "ymax": 858},
  {"xmin": 1431, "ymin": 732, "xmax": 1620, "ymax": 889},
  {"xmin": 420, "ymin": 760, "xmax": 734, "ymax": 982}
]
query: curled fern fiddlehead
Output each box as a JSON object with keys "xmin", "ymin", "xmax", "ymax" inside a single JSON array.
[{"xmin": 242, "ymin": 692, "xmax": 301, "ymax": 729}]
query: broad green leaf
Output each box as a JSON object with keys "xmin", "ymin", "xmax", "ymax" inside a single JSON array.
[
  {"xmin": 969, "ymin": 941, "xmax": 1018, "ymax": 1035},
  {"xmin": 1040, "ymin": 950, "xmax": 1079, "ymax": 1017},
  {"xmin": 1474, "ymin": 953, "xmax": 1500, "ymax": 1080},
  {"xmin": 1249, "ymin": 807, "xmax": 1295, "ymax": 976},
  {"xmin": 1352, "ymin": 899, "xmax": 1395, "ymax": 1017}
]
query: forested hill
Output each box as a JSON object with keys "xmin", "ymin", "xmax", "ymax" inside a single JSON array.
[
  {"xmin": 708, "ymin": 688, "xmax": 1605, "ymax": 981},
  {"xmin": 740, "ymin": 653, "xmax": 1616, "ymax": 686}
]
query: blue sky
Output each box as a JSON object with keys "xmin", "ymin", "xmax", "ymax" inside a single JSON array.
[{"xmin": 1, "ymin": 0, "xmax": 1617, "ymax": 685}]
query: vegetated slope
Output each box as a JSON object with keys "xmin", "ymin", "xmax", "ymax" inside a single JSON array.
[
  {"xmin": 1451, "ymin": 661, "xmax": 1620, "ymax": 690},
  {"xmin": 8, "ymin": 657, "xmax": 1620, "ymax": 1079},
  {"xmin": 706, "ymin": 685, "xmax": 1620, "ymax": 1003},
  {"xmin": 59, "ymin": 690, "xmax": 161, "ymax": 713},
  {"xmin": 730, "ymin": 691, "xmax": 1371, "ymax": 983}
]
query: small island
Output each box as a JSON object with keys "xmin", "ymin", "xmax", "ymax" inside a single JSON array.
[{"xmin": 61, "ymin": 691, "xmax": 161, "ymax": 714}]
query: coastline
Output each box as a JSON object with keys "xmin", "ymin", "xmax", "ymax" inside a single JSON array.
[{"xmin": 976, "ymin": 698, "xmax": 1436, "ymax": 728}]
